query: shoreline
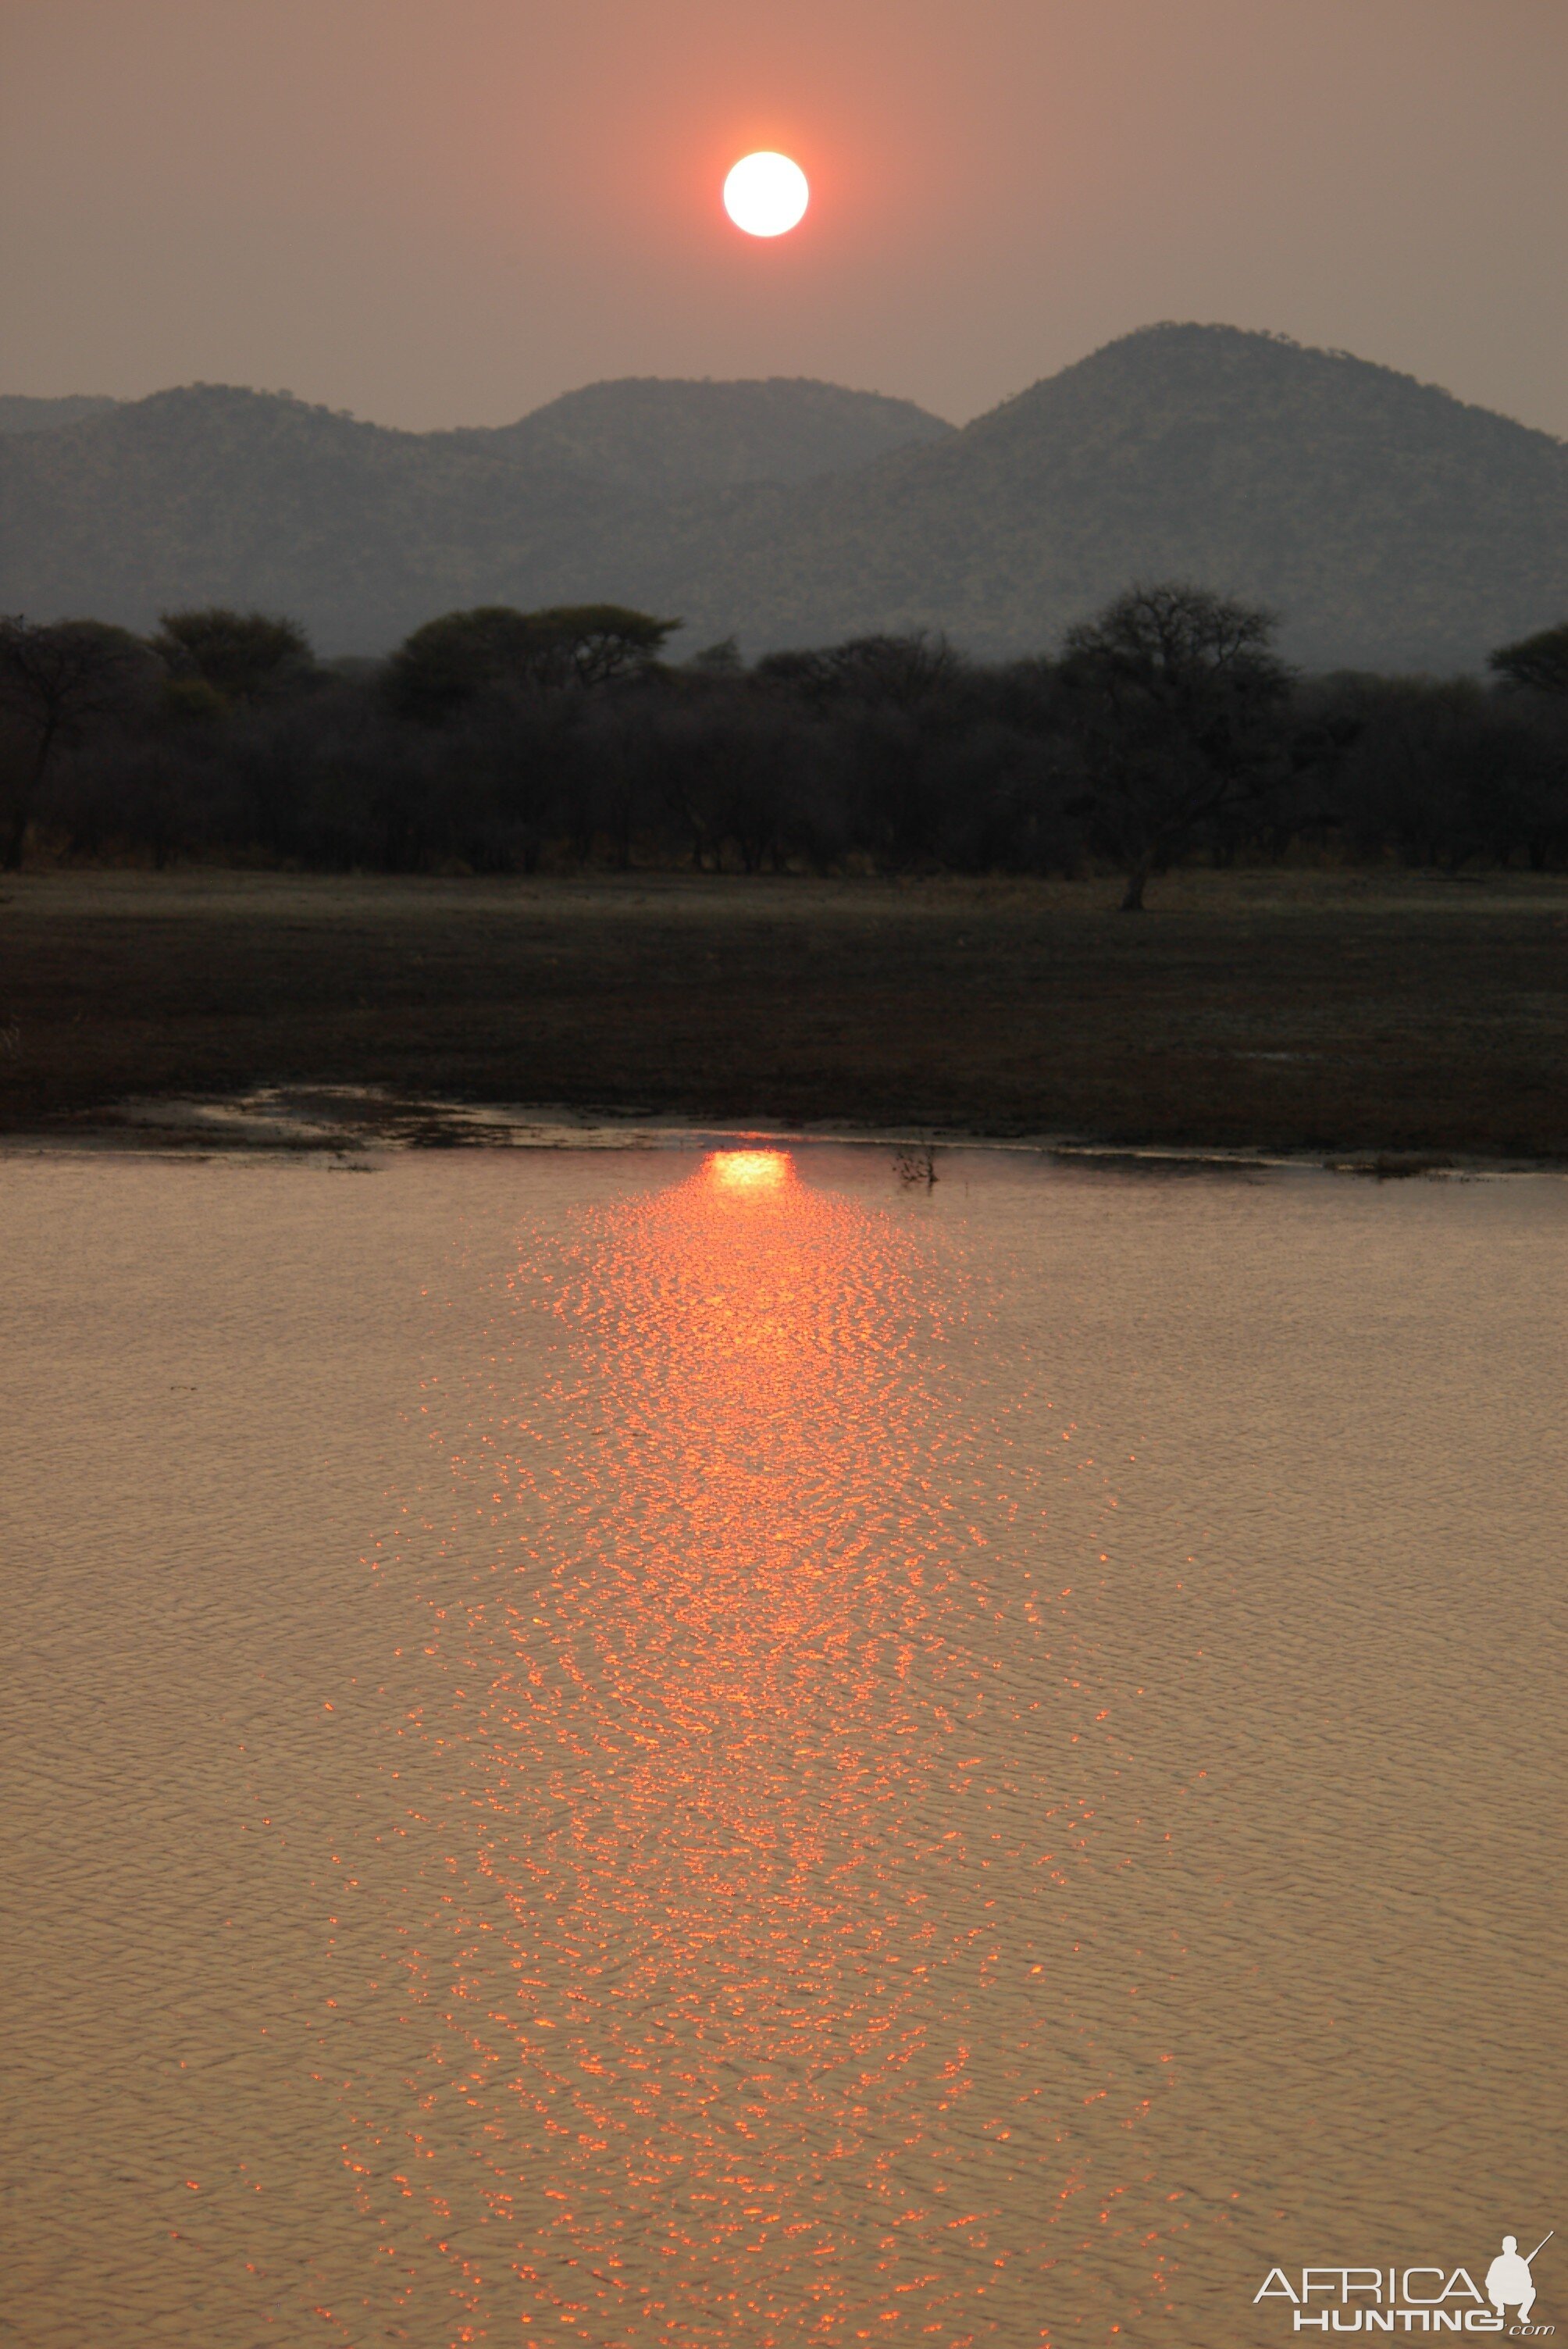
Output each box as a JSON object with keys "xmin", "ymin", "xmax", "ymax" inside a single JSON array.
[
  {"xmin": 3, "ymin": 1083, "xmax": 1559, "ymax": 1178},
  {"xmin": 4, "ymin": 867, "xmax": 1565, "ymax": 1166}
]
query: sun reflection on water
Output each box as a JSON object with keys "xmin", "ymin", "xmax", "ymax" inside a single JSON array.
[
  {"xmin": 704, "ymin": 1146, "xmax": 795, "ymax": 1196},
  {"xmin": 361, "ymin": 1153, "xmax": 1172, "ymax": 2343},
  {"xmin": 5, "ymin": 1151, "xmax": 1558, "ymax": 2347}
]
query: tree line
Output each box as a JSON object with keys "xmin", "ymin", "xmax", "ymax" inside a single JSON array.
[{"xmin": 1, "ymin": 588, "xmax": 1565, "ymax": 904}]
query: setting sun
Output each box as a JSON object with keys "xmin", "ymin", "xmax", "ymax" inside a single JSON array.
[{"xmin": 722, "ymin": 151, "xmax": 809, "ymax": 238}]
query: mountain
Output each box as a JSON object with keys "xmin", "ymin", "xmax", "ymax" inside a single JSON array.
[
  {"xmin": 448, "ymin": 376, "xmax": 953, "ymax": 492},
  {"xmin": 0, "ymin": 377, "xmax": 946, "ymax": 648},
  {"xmin": 0, "ymin": 330, "xmax": 1563, "ymax": 668},
  {"xmin": 0, "ymin": 387, "xmax": 647, "ymax": 643},
  {"xmin": 632, "ymin": 326, "xmax": 1568, "ymax": 672},
  {"xmin": 0, "ymin": 394, "xmax": 119, "ymax": 434}
]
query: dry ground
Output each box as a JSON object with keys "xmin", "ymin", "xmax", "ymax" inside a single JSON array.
[{"xmin": 1, "ymin": 866, "xmax": 1564, "ymax": 1157}]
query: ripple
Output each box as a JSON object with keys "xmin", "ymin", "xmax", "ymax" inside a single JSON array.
[{"xmin": 3, "ymin": 1148, "xmax": 1563, "ymax": 2346}]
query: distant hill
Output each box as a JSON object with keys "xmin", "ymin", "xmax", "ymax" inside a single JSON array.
[
  {"xmin": 634, "ymin": 326, "xmax": 1568, "ymax": 672},
  {"xmin": 0, "ymin": 378, "xmax": 946, "ymax": 647},
  {"xmin": 0, "ymin": 394, "xmax": 119, "ymax": 434},
  {"xmin": 450, "ymin": 376, "xmax": 953, "ymax": 492},
  {"xmin": 0, "ymin": 387, "xmax": 644, "ymax": 643},
  {"xmin": 0, "ymin": 330, "xmax": 1563, "ymax": 668}
]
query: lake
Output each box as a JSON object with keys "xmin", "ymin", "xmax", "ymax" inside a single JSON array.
[{"xmin": 3, "ymin": 1142, "xmax": 1563, "ymax": 2347}]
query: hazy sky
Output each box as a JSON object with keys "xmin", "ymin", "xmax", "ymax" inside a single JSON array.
[{"xmin": 3, "ymin": 0, "xmax": 1564, "ymax": 433}]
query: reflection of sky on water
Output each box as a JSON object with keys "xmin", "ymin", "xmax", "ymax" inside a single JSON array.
[{"xmin": 5, "ymin": 1147, "xmax": 1563, "ymax": 2348}]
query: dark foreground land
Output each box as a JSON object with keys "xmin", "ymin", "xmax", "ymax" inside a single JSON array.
[{"xmin": 2, "ymin": 868, "xmax": 1564, "ymax": 1160}]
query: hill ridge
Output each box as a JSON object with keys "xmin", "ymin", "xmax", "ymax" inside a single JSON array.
[{"xmin": 1, "ymin": 324, "xmax": 1563, "ymax": 669}]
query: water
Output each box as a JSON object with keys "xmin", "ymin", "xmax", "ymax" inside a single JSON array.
[{"xmin": 2, "ymin": 1144, "xmax": 1563, "ymax": 2348}]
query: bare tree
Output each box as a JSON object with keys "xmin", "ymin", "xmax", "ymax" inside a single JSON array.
[{"xmin": 1057, "ymin": 583, "xmax": 1292, "ymax": 909}]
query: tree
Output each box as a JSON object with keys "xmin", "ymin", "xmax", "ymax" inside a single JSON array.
[
  {"xmin": 756, "ymin": 630, "xmax": 961, "ymax": 711},
  {"xmin": 529, "ymin": 604, "xmax": 681, "ymax": 690},
  {"xmin": 0, "ymin": 617, "xmax": 155, "ymax": 868},
  {"xmin": 1488, "ymin": 621, "xmax": 1568, "ymax": 698},
  {"xmin": 387, "ymin": 604, "xmax": 680, "ymax": 722},
  {"xmin": 1056, "ymin": 583, "xmax": 1293, "ymax": 908},
  {"xmin": 683, "ymin": 636, "xmax": 744, "ymax": 675},
  {"xmin": 387, "ymin": 607, "xmax": 536, "ymax": 722},
  {"xmin": 1323, "ymin": 674, "xmax": 1568, "ymax": 872},
  {"xmin": 152, "ymin": 608, "xmax": 313, "ymax": 707}
]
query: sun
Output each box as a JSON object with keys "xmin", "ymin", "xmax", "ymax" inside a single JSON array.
[{"xmin": 723, "ymin": 151, "xmax": 809, "ymax": 238}]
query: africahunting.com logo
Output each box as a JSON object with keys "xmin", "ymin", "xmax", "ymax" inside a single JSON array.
[{"xmin": 1254, "ymin": 2231, "xmax": 1553, "ymax": 2335}]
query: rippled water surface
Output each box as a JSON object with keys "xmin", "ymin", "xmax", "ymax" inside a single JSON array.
[{"xmin": 3, "ymin": 1146, "xmax": 1564, "ymax": 2348}]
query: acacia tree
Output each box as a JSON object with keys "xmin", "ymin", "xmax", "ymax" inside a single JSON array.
[
  {"xmin": 152, "ymin": 608, "xmax": 313, "ymax": 708},
  {"xmin": 533, "ymin": 605, "xmax": 681, "ymax": 690},
  {"xmin": 1488, "ymin": 622, "xmax": 1568, "ymax": 698},
  {"xmin": 0, "ymin": 617, "xmax": 154, "ymax": 868},
  {"xmin": 1057, "ymin": 583, "xmax": 1293, "ymax": 909},
  {"xmin": 387, "ymin": 604, "xmax": 680, "ymax": 722}
]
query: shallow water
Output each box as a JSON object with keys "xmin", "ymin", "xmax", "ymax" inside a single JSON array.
[{"xmin": 2, "ymin": 1146, "xmax": 1563, "ymax": 2349}]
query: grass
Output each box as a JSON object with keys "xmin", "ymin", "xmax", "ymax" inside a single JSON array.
[{"xmin": 1, "ymin": 865, "xmax": 1565, "ymax": 1159}]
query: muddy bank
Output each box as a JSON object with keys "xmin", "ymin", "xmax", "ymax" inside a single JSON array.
[{"xmin": 2, "ymin": 867, "xmax": 1564, "ymax": 1160}]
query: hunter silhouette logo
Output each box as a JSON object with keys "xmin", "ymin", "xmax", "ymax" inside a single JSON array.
[
  {"xmin": 1253, "ymin": 2228, "xmax": 1554, "ymax": 2333},
  {"xmin": 1487, "ymin": 2236, "xmax": 1552, "ymax": 2326}
]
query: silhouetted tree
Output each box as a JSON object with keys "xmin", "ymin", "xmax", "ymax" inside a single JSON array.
[
  {"xmin": 75, "ymin": 742, "xmax": 204, "ymax": 868},
  {"xmin": 531, "ymin": 605, "xmax": 681, "ymax": 689},
  {"xmin": 1057, "ymin": 583, "xmax": 1292, "ymax": 908},
  {"xmin": 1320, "ymin": 675, "xmax": 1567, "ymax": 871},
  {"xmin": 387, "ymin": 604, "xmax": 679, "ymax": 722},
  {"xmin": 387, "ymin": 608, "xmax": 534, "ymax": 723},
  {"xmin": 1488, "ymin": 622, "xmax": 1568, "ymax": 697},
  {"xmin": 21, "ymin": 581, "xmax": 1567, "ymax": 882},
  {"xmin": 152, "ymin": 608, "xmax": 314, "ymax": 708},
  {"xmin": 0, "ymin": 617, "xmax": 155, "ymax": 868},
  {"xmin": 684, "ymin": 636, "xmax": 744, "ymax": 675},
  {"xmin": 757, "ymin": 630, "xmax": 961, "ymax": 711},
  {"xmin": 450, "ymin": 686, "xmax": 573, "ymax": 872}
]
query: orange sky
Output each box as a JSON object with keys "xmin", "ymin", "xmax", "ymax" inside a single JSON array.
[{"xmin": 2, "ymin": 0, "xmax": 1563, "ymax": 432}]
